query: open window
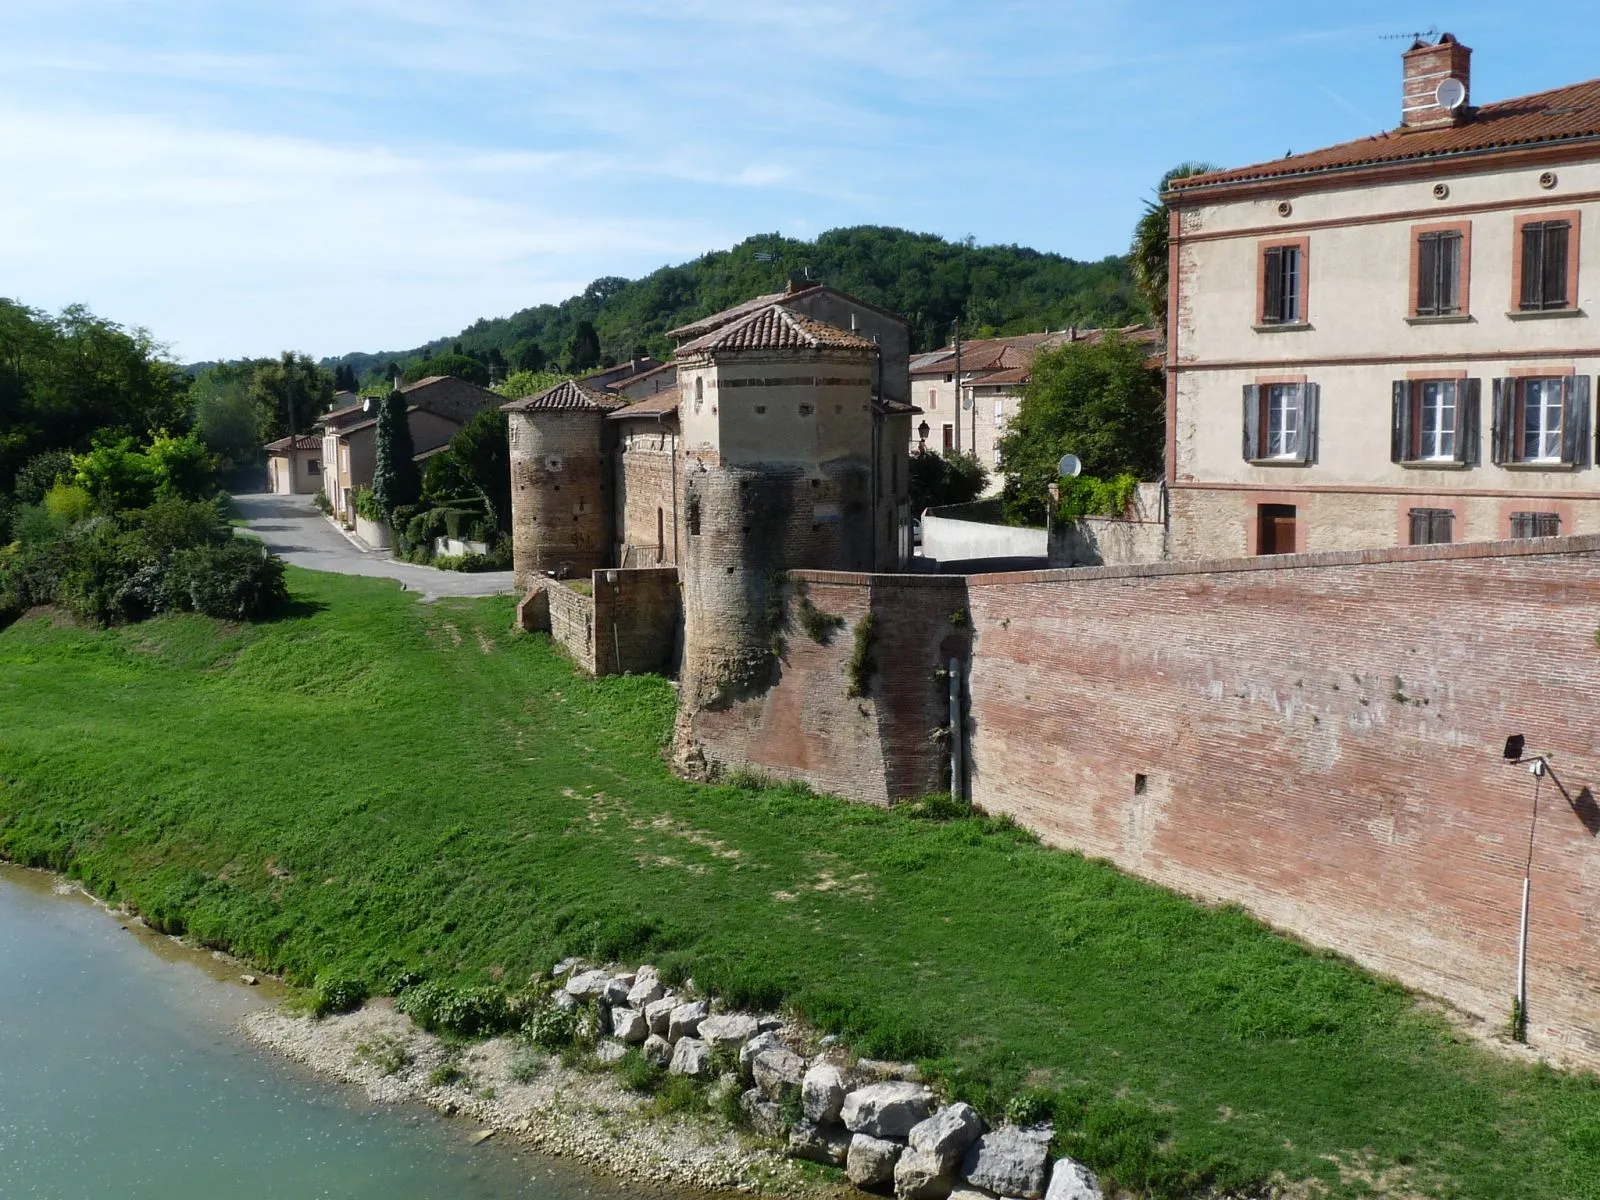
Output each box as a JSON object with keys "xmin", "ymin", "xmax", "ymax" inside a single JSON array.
[
  {"xmin": 1391, "ymin": 378, "xmax": 1480, "ymax": 465},
  {"xmin": 1242, "ymin": 382, "xmax": 1319, "ymax": 463},
  {"xmin": 1256, "ymin": 238, "xmax": 1310, "ymax": 327}
]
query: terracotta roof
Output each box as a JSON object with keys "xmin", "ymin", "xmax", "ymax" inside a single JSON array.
[
  {"xmin": 316, "ymin": 401, "xmax": 366, "ymax": 427},
  {"xmin": 604, "ymin": 359, "xmax": 677, "ymax": 391},
  {"xmin": 1171, "ymin": 75, "xmax": 1600, "ymax": 194},
  {"xmin": 500, "ymin": 378, "xmax": 622, "ymax": 413},
  {"xmin": 667, "ymin": 287, "xmax": 809, "ymax": 341},
  {"xmin": 677, "ymin": 304, "xmax": 878, "ymax": 356},
  {"xmin": 607, "ymin": 385, "xmax": 681, "ymax": 420},
  {"xmin": 264, "ymin": 434, "xmax": 321, "ymax": 452}
]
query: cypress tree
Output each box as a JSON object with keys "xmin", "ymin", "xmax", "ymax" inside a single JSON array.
[{"xmin": 371, "ymin": 391, "xmax": 421, "ymax": 519}]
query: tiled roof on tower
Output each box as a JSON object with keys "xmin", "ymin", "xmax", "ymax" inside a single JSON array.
[
  {"xmin": 676, "ymin": 304, "xmax": 878, "ymax": 357},
  {"xmin": 499, "ymin": 378, "xmax": 623, "ymax": 413}
]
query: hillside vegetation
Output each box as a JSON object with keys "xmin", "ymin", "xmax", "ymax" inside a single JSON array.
[
  {"xmin": 1, "ymin": 572, "xmax": 1598, "ymax": 1199},
  {"xmin": 324, "ymin": 227, "xmax": 1143, "ymax": 382}
]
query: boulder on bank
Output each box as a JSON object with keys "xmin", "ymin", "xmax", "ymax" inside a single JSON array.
[
  {"xmin": 894, "ymin": 1146, "xmax": 956, "ymax": 1200},
  {"xmin": 564, "ymin": 969, "xmax": 611, "ymax": 999},
  {"xmin": 610, "ymin": 1007, "xmax": 648, "ymax": 1044},
  {"xmin": 668, "ymin": 999, "xmax": 710, "ymax": 1042},
  {"xmin": 627, "ymin": 970, "xmax": 664, "ymax": 1009},
  {"xmin": 847, "ymin": 1133, "xmax": 904, "ymax": 1189},
  {"xmin": 751, "ymin": 1045, "xmax": 807, "ymax": 1100},
  {"xmin": 908, "ymin": 1102, "xmax": 983, "ymax": 1171},
  {"xmin": 644, "ymin": 996, "xmax": 677, "ymax": 1035},
  {"xmin": 1044, "ymin": 1158, "xmax": 1102, "ymax": 1200},
  {"xmin": 789, "ymin": 1119, "xmax": 852, "ymax": 1166},
  {"xmin": 801, "ymin": 1062, "xmax": 846, "ymax": 1124},
  {"xmin": 739, "ymin": 1030, "xmax": 784, "ymax": 1081},
  {"xmin": 698, "ymin": 1012, "xmax": 760, "ymax": 1049},
  {"xmin": 669, "ymin": 1036, "xmax": 712, "ymax": 1079},
  {"xmin": 601, "ymin": 977, "xmax": 631, "ymax": 1006},
  {"xmin": 858, "ymin": 1058, "xmax": 924, "ymax": 1083},
  {"xmin": 842, "ymin": 1081, "xmax": 935, "ymax": 1139},
  {"xmin": 643, "ymin": 1033, "xmax": 672, "ymax": 1066},
  {"xmin": 961, "ymin": 1127, "xmax": 1053, "ymax": 1200},
  {"xmin": 739, "ymin": 1088, "xmax": 784, "ymax": 1135}
]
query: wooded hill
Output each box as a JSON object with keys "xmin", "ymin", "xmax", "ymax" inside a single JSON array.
[{"xmin": 321, "ymin": 226, "xmax": 1143, "ymax": 382}]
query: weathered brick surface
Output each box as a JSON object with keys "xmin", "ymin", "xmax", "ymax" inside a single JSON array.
[
  {"xmin": 545, "ymin": 580, "xmax": 598, "ymax": 673},
  {"xmin": 964, "ymin": 534, "xmax": 1600, "ymax": 1060},
  {"xmin": 615, "ymin": 424, "xmax": 679, "ymax": 566},
  {"xmin": 591, "ymin": 567, "xmax": 682, "ymax": 676},
  {"xmin": 508, "ymin": 410, "xmax": 613, "ymax": 592},
  {"xmin": 687, "ymin": 570, "xmax": 966, "ymax": 803}
]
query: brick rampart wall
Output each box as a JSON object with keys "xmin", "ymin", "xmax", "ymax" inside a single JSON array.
[
  {"xmin": 684, "ymin": 570, "xmax": 966, "ymax": 803},
  {"xmin": 616, "ymin": 427, "xmax": 678, "ymax": 566},
  {"xmin": 963, "ymin": 535, "xmax": 1600, "ymax": 1060},
  {"xmin": 545, "ymin": 581, "xmax": 597, "ymax": 674},
  {"xmin": 591, "ymin": 568, "xmax": 682, "ymax": 677}
]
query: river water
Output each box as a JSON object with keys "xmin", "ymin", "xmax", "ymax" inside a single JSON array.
[{"xmin": 0, "ymin": 864, "xmax": 652, "ymax": 1200}]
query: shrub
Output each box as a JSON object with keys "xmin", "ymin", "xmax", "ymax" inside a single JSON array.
[
  {"xmin": 12, "ymin": 450, "xmax": 74, "ymax": 504},
  {"xmin": 352, "ymin": 487, "xmax": 384, "ymax": 523},
  {"xmin": 434, "ymin": 548, "xmax": 512, "ymax": 573},
  {"xmin": 527, "ymin": 1000, "xmax": 582, "ymax": 1050},
  {"xmin": 394, "ymin": 981, "xmax": 517, "ymax": 1037},
  {"xmin": 795, "ymin": 594, "xmax": 845, "ymax": 644},
  {"xmin": 43, "ymin": 483, "xmax": 93, "ymax": 525},
  {"xmin": 615, "ymin": 1048, "xmax": 665, "ymax": 1094},
  {"xmin": 507, "ymin": 1044, "xmax": 547, "ymax": 1084},
  {"xmin": 311, "ymin": 970, "xmax": 369, "ymax": 1017},
  {"xmin": 312, "ymin": 488, "xmax": 332, "ymax": 516},
  {"xmin": 846, "ymin": 613, "xmax": 877, "ymax": 697},
  {"xmin": 166, "ymin": 540, "xmax": 289, "ymax": 621}
]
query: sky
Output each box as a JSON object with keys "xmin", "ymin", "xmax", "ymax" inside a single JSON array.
[{"xmin": 4, "ymin": 2, "xmax": 1598, "ymax": 363}]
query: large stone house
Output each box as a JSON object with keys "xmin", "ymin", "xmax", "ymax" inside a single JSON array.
[
  {"xmin": 1167, "ymin": 34, "xmax": 1600, "ymax": 557},
  {"xmin": 504, "ymin": 285, "xmax": 919, "ymax": 606}
]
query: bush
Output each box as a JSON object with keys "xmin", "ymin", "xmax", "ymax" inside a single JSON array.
[
  {"xmin": 43, "ymin": 483, "xmax": 93, "ymax": 525},
  {"xmin": 433, "ymin": 548, "xmax": 511, "ymax": 573},
  {"xmin": 311, "ymin": 970, "xmax": 369, "ymax": 1017},
  {"xmin": 394, "ymin": 981, "xmax": 517, "ymax": 1037},
  {"xmin": 166, "ymin": 540, "xmax": 289, "ymax": 621},
  {"xmin": 312, "ymin": 488, "xmax": 332, "ymax": 516},
  {"xmin": 12, "ymin": 451, "xmax": 74, "ymax": 504},
  {"xmin": 352, "ymin": 487, "xmax": 384, "ymax": 523}
]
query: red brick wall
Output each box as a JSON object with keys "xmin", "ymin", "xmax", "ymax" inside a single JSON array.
[
  {"xmin": 615, "ymin": 422, "xmax": 679, "ymax": 566},
  {"xmin": 964, "ymin": 535, "xmax": 1600, "ymax": 1061},
  {"xmin": 591, "ymin": 567, "xmax": 681, "ymax": 676}
]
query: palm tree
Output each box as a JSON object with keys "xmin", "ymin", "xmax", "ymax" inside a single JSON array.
[{"xmin": 1130, "ymin": 162, "xmax": 1217, "ymax": 326}]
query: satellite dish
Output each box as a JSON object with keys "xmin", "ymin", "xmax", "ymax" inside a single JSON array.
[
  {"xmin": 1435, "ymin": 77, "xmax": 1467, "ymax": 111},
  {"xmin": 361, "ymin": 397, "xmax": 373, "ymax": 413},
  {"xmin": 1057, "ymin": 453, "xmax": 1082, "ymax": 478}
]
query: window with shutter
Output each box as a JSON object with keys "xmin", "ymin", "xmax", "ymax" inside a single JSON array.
[
  {"xmin": 1520, "ymin": 377, "xmax": 1565, "ymax": 461},
  {"xmin": 1520, "ymin": 221, "xmax": 1572, "ymax": 310},
  {"xmin": 1511, "ymin": 511, "xmax": 1560, "ymax": 538},
  {"xmin": 1415, "ymin": 231, "xmax": 1463, "ymax": 316},
  {"xmin": 1260, "ymin": 245, "xmax": 1301, "ymax": 324},
  {"xmin": 1408, "ymin": 507, "xmax": 1453, "ymax": 545}
]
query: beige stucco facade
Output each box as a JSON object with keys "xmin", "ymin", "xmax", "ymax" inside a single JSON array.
[{"xmin": 1170, "ymin": 145, "xmax": 1600, "ymax": 559}]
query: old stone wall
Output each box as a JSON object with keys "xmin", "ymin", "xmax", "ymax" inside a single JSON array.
[
  {"xmin": 1050, "ymin": 482, "xmax": 1168, "ymax": 567},
  {"xmin": 509, "ymin": 410, "xmax": 613, "ymax": 591},
  {"xmin": 545, "ymin": 580, "xmax": 598, "ymax": 673},
  {"xmin": 962, "ymin": 535, "xmax": 1600, "ymax": 1061},
  {"xmin": 616, "ymin": 424, "xmax": 679, "ymax": 566},
  {"xmin": 591, "ymin": 568, "xmax": 682, "ymax": 677},
  {"xmin": 683, "ymin": 570, "xmax": 967, "ymax": 804}
]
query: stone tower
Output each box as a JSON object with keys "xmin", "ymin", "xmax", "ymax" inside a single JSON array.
[
  {"xmin": 502, "ymin": 378, "xmax": 621, "ymax": 590},
  {"xmin": 674, "ymin": 304, "xmax": 881, "ymax": 706}
]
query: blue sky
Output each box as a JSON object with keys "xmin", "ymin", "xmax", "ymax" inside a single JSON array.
[{"xmin": 3, "ymin": 2, "xmax": 1597, "ymax": 361}]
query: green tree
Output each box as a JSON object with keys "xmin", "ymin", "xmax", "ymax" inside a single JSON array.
[
  {"xmin": 998, "ymin": 332, "xmax": 1164, "ymax": 525},
  {"xmin": 73, "ymin": 435, "xmax": 159, "ymax": 513},
  {"xmin": 511, "ymin": 341, "xmax": 547, "ymax": 373},
  {"xmin": 333, "ymin": 363, "xmax": 359, "ymax": 392},
  {"xmin": 1130, "ymin": 163, "xmax": 1217, "ymax": 325},
  {"xmin": 402, "ymin": 353, "xmax": 489, "ymax": 387},
  {"xmin": 425, "ymin": 407, "xmax": 511, "ymax": 532},
  {"xmin": 190, "ymin": 362, "xmax": 269, "ymax": 480},
  {"xmin": 11, "ymin": 451, "xmax": 74, "ymax": 504},
  {"xmin": 908, "ymin": 449, "xmax": 988, "ymax": 514},
  {"xmin": 564, "ymin": 320, "xmax": 601, "ymax": 373},
  {"xmin": 146, "ymin": 431, "xmax": 217, "ymax": 501},
  {"xmin": 249, "ymin": 352, "xmax": 333, "ymax": 442},
  {"xmin": 370, "ymin": 391, "xmax": 420, "ymax": 520},
  {"xmin": 493, "ymin": 370, "xmax": 566, "ymax": 401}
]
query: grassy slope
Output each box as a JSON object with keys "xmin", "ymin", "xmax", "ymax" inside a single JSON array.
[{"xmin": 1, "ymin": 569, "xmax": 1597, "ymax": 1198}]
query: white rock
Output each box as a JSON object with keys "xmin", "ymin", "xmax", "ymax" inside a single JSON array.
[
  {"xmin": 698, "ymin": 1012, "xmax": 761, "ymax": 1049},
  {"xmin": 610, "ymin": 1007, "xmax": 648, "ymax": 1044},
  {"xmin": 552, "ymin": 957, "xmax": 578, "ymax": 977},
  {"xmin": 908, "ymin": 1103, "xmax": 984, "ymax": 1171},
  {"xmin": 552, "ymin": 990, "xmax": 579, "ymax": 1011},
  {"xmin": 595, "ymin": 1039, "xmax": 629, "ymax": 1064},
  {"xmin": 600, "ymin": 978, "xmax": 631, "ymax": 1006},
  {"xmin": 739, "ymin": 1030, "xmax": 785, "ymax": 1080},
  {"xmin": 895, "ymin": 1146, "xmax": 956, "ymax": 1200},
  {"xmin": 847, "ymin": 1133, "xmax": 904, "ymax": 1189},
  {"xmin": 961, "ymin": 1127, "xmax": 1053, "ymax": 1200},
  {"xmin": 788, "ymin": 1120, "xmax": 852, "ymax": 1166},
  {"xmin": 564, "ymin": 969, "xmax": 611, "ymax": 999},
  {"xmin": 859, "ymin": 1057, "xmax": 924, "ymax": 1083},
  {"xmin": 1044, "ymin": 1158, "xmax": 1102, "ymax": 1200},
  {"xmin": 611, "ymin": 970, "xmax": 637, "ymax": 988},
  {"xmin": 627, "ymin": 971, "xmax": 664, "ymax": 1009},
  {"xmin": 739, "ymin": 1087, "xmax": 784, "ymax": 1134},
  {"xmin": 757, "ymin": 1016, "xmax": 785, "ymax": 1033},
  {"xmin": 842, "ymin": 1081, "xmax": 936, "ymax": 1139},
  {"xmin": 669, "ymin": 1037, "xmax": 712, "ymax": 1078},
  {"xmin": 752, "ymin": 1045, "xmax": 807, "ymax": 1100},
  {"xmin": 801, "ymin": 1063, "xmax": 847, "ymax": 1124},
  {"xmin": 667, "ymin": 999, "xmax": 710, "ymax": 1042},
  {"xmin": 644, "ymin": 996, "xmax": 677, "ymax": 1035},
  {"xmin": 642, "ymin": 1033, "xmax": 672, "ymax": 1065}
]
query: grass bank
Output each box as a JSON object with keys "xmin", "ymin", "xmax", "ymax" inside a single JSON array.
[{"xmin": 1, "ymin": 569, "xmax": 1597, "ymax": 1198}]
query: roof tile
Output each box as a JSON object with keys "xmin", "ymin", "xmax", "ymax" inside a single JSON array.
[
  {"xmin": 500, "ymin": 378, "xmax": 623, "ymax": 413},
  {"xmin": 677, "ymin": 304, "xmax": 878, "ymax": 356}
]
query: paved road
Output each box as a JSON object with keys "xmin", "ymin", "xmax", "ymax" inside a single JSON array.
[{"xmin": 233, "ymin": 493, "xmax": 518, "ymax": 600}]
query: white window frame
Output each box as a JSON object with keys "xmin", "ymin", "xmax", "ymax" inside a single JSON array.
[
  {"xmin": 993, "ymin": 397, "xmax": 1005, "ymax": 429},
  {"xmin": 1417, "ymin": 380, "xmax": 1458, "ymax": 461},
  {"xmin": 1265, "ymin": 383, "xmax": 1303, "ymax": 459},
  {"xmin": 1521, "ymin": 377, "xmax": 1564, "ymax": 462}
]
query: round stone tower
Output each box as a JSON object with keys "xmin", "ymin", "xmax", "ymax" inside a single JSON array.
[
  {"xmin": 674, "ymin": 304, "xmax": 880, "ymax": 706},
  {"xmin": 503, "ymin": 378, "xmax": 621, "ymax": 591}
]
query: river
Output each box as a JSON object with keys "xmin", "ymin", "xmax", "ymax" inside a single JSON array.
[{"xmin": 0, "ymin": 863, "xmax": 657, "ymax": 1199}]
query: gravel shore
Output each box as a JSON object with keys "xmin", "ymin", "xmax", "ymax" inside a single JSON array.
[{"xmin": 245, "ymin": 1000, "xmax": 831, "ymax": 1197}]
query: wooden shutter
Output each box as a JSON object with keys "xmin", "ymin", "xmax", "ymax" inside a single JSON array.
[
  {"xmin": 1416, "ymin": 235, "xmax": 1439, "ymax": 316},
  {"xmin": 1544, "ymin": 223, "xmax": 1570, "ymax": 308},
  {"xmin": 1242, "ymin": 384, "xmax": 1261, "ymax": 460},
  {"xmin": 1439, "ymin": 232, "xmax": 1461, "ymax": 314},
  {"xmin": 1297, "ymin": 383, "xmax": 1319, "ymax": 463},
  {"xmin": 1262, "ymin": 248, "xmax": 1284, "ymax": 323},
  {"xmin": 1510, "ymin": 512, "xmax": 1532, "ymax": 539},
  {"xmin": 1408, "ymin": 508, "xmax": 1429, "ymax": 545},
  {"xmin": 1491, "ymin": 378, "xmax": 1514, "ymax": 464},
  {"xmin": 1562, "ymin": 374, "xmax": 1592, "ymax": 466},
  {"xmin": 1521, "ymin": 225, "xmax": 1544, "ymax": 309},
  {"xmin": 1391, "ymin": 380, "xmax": 1411, "ymax": 462},
  {"xmin": 1538, "ymin": 512, "xmax": 1561, "ymax": 537},
  {"xmin": 1457, "ymin": 378, "xmax": 1482, "ymax": 466}
]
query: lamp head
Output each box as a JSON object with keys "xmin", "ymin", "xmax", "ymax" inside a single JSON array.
[{"xmin": 1504, "ymin": 734, "xmax": 1526, "ymax": 761}]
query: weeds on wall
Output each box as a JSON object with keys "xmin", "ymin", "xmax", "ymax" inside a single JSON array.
[
  {"xmin": 846, "ymin": 612, "xmax": 877, "ymax": 697},
  {"xmin": 795, "ymin": 590, "xmax": 845, "ymax": 644}
]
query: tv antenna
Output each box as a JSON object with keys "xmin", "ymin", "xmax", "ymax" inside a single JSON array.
[{"xmin": 1379, "ymin": 26, "xmax": 1439, "ymax": 42}]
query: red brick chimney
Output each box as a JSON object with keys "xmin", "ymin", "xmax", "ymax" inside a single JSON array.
[{"xmin": 1402, "ymin": 33, "xmax": 1472, "ymax": 129}]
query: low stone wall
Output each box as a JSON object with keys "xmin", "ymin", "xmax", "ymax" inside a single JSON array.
[
  {"xmin": 590, "ymin": 567, "xmax": 681, "ymax": 677},
  {"xmin": 433, "ymin": 536, "xmax": 490, "ymax": 558},
  {"xmin": 1048, "ymin": 481, "xmax": 1166, "ymax": 567},
  {"xmin": 546, "ymin": 581, "xmax": 599, "ymax": 673},
  {"xmin": 355, "ymin": 513, "xmax": 391, "ymax": 550},
  {"xmin": 681, "ymin": 571, "xmax": 969, "ymax": 804},
  {"xmin": 921, "ymin": 504, "xmax": 1046, "ymax": 566}
]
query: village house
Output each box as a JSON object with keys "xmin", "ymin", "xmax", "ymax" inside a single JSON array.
[
  {"xmin": 313, "ymin": 375, "xmax": 501, "ymax": 525},
  {"xmin": 264, "ymin": 433, "xmax": 323, "ymax": 495},
  {"xmin": 1166, "ymin": 34, "xmax": 1600, "ymax": 557}
]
